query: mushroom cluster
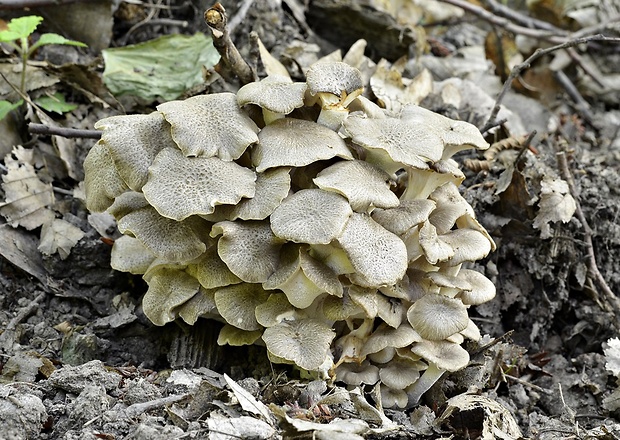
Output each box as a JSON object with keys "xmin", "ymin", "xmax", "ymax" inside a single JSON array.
[{"xmin": 84, "ymin": 56, "xmax": 496, "ymax": 408}]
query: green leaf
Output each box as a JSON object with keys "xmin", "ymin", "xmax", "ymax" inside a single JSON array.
[
  {"xmin": 34, "ymin": 93, "xmax": 77, "ymax": 114},
  {"xmin": 0, "ymin": 16, "xmax": 43, "ymax": 42},
  {"xmin": 30, "ymin": 33, "xmax": 87, "ymax": 52},
  {"xmin": 0, "ymin": 100, "xmax": 23, "ymax": 120},
  {"xmin": 102, "ymin": 33, "xmax": 220, "ymax": 103}
]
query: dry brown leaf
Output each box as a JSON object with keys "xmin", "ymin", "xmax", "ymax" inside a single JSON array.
[{"xmin": 38, "ymin": 218, "xmax": 85, "ymax": 260}]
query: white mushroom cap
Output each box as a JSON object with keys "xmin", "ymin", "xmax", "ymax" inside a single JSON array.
[
  {"xmin": 230, "ymin": 167, "xmax": 291, "ymax": 221},
  {"xmin": 211, "ymin": 220, "xmax": 285, "ymax": 283},
  {"xmin": 320, "ymin": 292, "xmax": 364, "ymax": 321},
  {"xmin": 186, "ymin": 245, "xmax": 241, "ymax": 290},
  {"xmin": 263, "ymin": 245, "xmax": 342, "ymax": 309},
  {"xmin": 338, "ymin": 213, "xmax": 408, "ymax": 287},
  {"xmin": 335, "ymin": 360, "xmax": 380, "ymax": 386},
  {"xmin": 214, "ymin": 283, "xmax": 269, "ymax": 331},
  {"xmin": 313, "ymin": 160, "xmax": 399, "ymax": 212},
  {"xmin": 157, "ymin": 92, "xmax": 259, "ymax": 159},
  {"xmin": 306, "ymin": 61, "xmax": 364, "ymax": 107},
  {"xmin": 217, "ymin": 325, "xmax": 263, "ymax": 346},
  {"xmin": 262, "ymin": 319, "xmax": 335, "ymax": 371},
  {"xmin": 406, "ymin": 293, "xmax": 469, "ymax": 340},
  {"xmin": 83, "ymin": 141, "xmax": 129, "ymax": 212},
  {"xmin": 361, "ymin": 323, "xmax": 422, "ymax": 358},
  {"xmin": 371, "ymin": 200, "xmax": 436, "ymax": 236},
  {"xmin": 429, "ymin": 182, "xmax": 475, "ymax": 234},
  {"xmin": 380, "ymin": 385, "xmax": 409, "ymax": 409},
  {"xmin": 142, "ymin": 267, "xmax": 201, "ymax": 326},
  {"xmin": 94, "ymin": 111, "xmax": 174, "ymax": 191},
  {"xmin": 456, "ymin": 269, "xmax": 496, "ymax": 305},
  {"xmin": 410, "ymin": 339, "xmax": 470, "ymax": 373},
  {"xmin": 107, "ymin": 191, "xmax": 150, "ymax": 221},
  {"xmin": 270, "ymin": 189, "xmax": 353, "ymax": 245},
  {"xmin": 143, "ymin": 147, "xmax": 257, "ymax": 221},
  {"xmin": 380, "ymin": 358, "xmax": 425, "ymax": 390},
  {"xmin": 237, "ymin": 75, "xmax": 308, "ymax": 124},
  {"xmin": 419, "ymin": 221, "xmax": 492, "ymax": 266},
  {"xmin": 252, "ymin": 118, "xmax": 353, "ymax": 172}
]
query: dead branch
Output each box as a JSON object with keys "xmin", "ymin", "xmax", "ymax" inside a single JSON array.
[
  {"xmin": 552, "ymin": 70, "xmax": 594, "ymax": 125},
  {"xmin": 204, "ymin": 3, "xmax": 256, "ymax": 85},
  {"xmin": 481, "ymin": 35, "xmax": 618, "ymax": 133},
  {"xmin": 482, "ymin": 0, "xmax": 561, "ymax": 33},
  {"xmin": 29, "ymin": 123, "xmax": 101, "ymax": 139},
  {"xmin": 0, "ymin": 0, "xmax": 82, "ymax": 9},
  {"xmin": 555, "ymin": 149, "xmax": 620, "ymax": 322},
  {"xmin": 124, "ymin": 393, "xmax": 190, "ymax": 418}
]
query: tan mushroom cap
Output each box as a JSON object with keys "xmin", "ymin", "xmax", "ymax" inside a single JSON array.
[
  {"xmin": 157, "ymin": 92, "xmax": 259, "ymax": 159},
  {"xmin": 263, "ymin": 318, "xmax": 336, "ymax": 371},
  {"xmin": 83, "ymin": 141, "xmax": 129, "ymax": 213},
  {"xmin": 338, "ymin": 213, "xmax": 408, "ymax": 287},
  {"xmin": 110, "ymin": 235, "xmax": 156, "ymax": 275},
  {"xmin": 361, "ymin": 323, "xmax": 422, "ymax": 358},
  {"xmin": 252, "ymin": 118, "xmax": 353, "ymax": 172},
  {"xmin": 380, "ymin": 386, "xmax": 409, "ymax": 409},
  {"xmin": 380, "ymin": 358, "xmax": 425, "ymax": 390},
  {"xmin": 429, "ymin": 182, "xmax": 476, "ymax": 234},
  {"xmin": 217, "ymin": 325, "xmax": 263, "ymax": 346},
  {"xmin": 214, "ymin": 283, "xmax": 269, "ymax": 331},
  {"xmin": 117, "ymin": 206, "xmax": 206, "ymax": 262},
  {"xmin": 186, "ymin": 245, "xmax": 242, "ymax": 290},
  {"xmin": 270, "ymin": 189, "xmax": 353, "ymax": 245},
  {"xmin": 407, "ymin": 293, "xmax": 469, "ymax": 340},
  {"xmin": 143, "ymin": 147, "xmax": 256, "ymax": 221},
  {"xmin": 211, "ymin": 220, "xmax": 285, "ymax": 283},
  {"xmin": 237, "ymin": 75, "xmax": 308, "ymax": 124},
  {"xmin": 255, "ymin": 292, "xmax": 297, "ymax": 328},
  {"xmin": 107, "ymin": 191, "xmax": 150, "ymax": 221},
  {"xmin": 313, "ymin": 160, "xmax": 399, "ymax": 212},
  {"xmin": 94, "ymin": 111, "xmax": 175, "ymax": 191},
  {"xmin": 177, "ymin": 287, "xmax": 218, "ymax": 325},
  {"xmin": 142, "ymin": 268, "xmax": 201, "ymax": 326},
  {"xmin": 335, "ymin": 360, "xmax": 380, "ymax": 386}
]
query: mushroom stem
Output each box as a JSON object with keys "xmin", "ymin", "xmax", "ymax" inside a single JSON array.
[
  {"xmin": 317, "ymin": 107, "xmax": 349, "ymax": 131},
  {"xmin": 262, "ymin": 108, "xmax": 285, "ymax": 125},
  {"xmin": 405, "ymin": 362, "xmax": 445, "ymax": 407}
]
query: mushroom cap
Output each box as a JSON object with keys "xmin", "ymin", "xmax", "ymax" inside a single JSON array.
[
  {"xmin": 361, "ymin": 323, "xmax": 422, "ymax": 358},
  {"xmin": 263, "ymin": 245, "xmax": 342, "ymax": 309},
  {"xmin": 110, "ymin": 235, "xmax": 156, "ymax": 275},
  {"xmin": 255, "ymin": 292, "xmax": 297, "ymax": 328},
  {"xmin": 380, "ymin": 358, "xmax": 424, "ymax": 390},
  {"xmin": 313, "ymin": 160, "xmax": 399, "ymax": 212},
  {"xmin": 217, "ymin": 325, "xmax": 263, "ymax": 346},
  {"xmin": 117, "ymin": 206, "xmax": 207, "ymax": 262},
  {"xmin": 237, "ymin": 76, "xmax": 307, "ymax": 114},
  {"xmin": 252, "ymin": 118, "xmax": 353, "ymax": 172},
  {"xmin": 270, "ymin": 189, "xmax": 353, "ymax": 245},
  {"xmin": 407, "ymin": 293, "xmax": 469, "ymax": 340},
  {"xmin": 186, "ymin": 245, "xmax": 242, "ymax": 290},
  {"xmin": 230, "ymin": 167, "xmax": 291, "ymax": 221},
  {"xmin": 380, "ymin": 386, "xmax": 409, "ymax": 409},
  {"xmin": 343, "ymin": 114, "xmax": 444, "ymax": 170},
  {"xmin": 211, "ymin": 220, "xmax": 285, "ymax": 283},
  {"xmin": 337, "ymin": 213, "xmax": 408, "ymax": 287},
  {"xmin": 402, "ymin": 159, "xmax": 465, "ymax": 201},
  {"xmin": 83, "ymin": 141, "xmax": 129, "ymax": 213},
  {"xmin": 157, "ymin": 92, "xmax": 259, "ymax": 159},
  {"xmin": 143, "ymin": 147, "xmax": 256, "ymax": 221},
  {"xmin": 456, "ymin": 269, "xmax": 496, "ymax": 305},
  {"xmin": 441, "ymin": 228, "xmax": 493, "ymax": 266},
  {"xmin": 410, "ymin": 339, "xmax": 470, "ymax": 372},
  {"xmin": 214, "ymin": 283, "xmax": 269, "ymax": 331},
  {"xmin": 335, "ymin": 360, "xmax": 380, "ymax": 386},
  {"xmin": 177, "ymin": 287, "xmax": 218, "ymax": 325},
  {"xmin": 262, "ymin": 319, "xmax": 335, "ymax": 371},
  {"xmin": 107, "ymin": 191, "xmax": 150, "ymax": 221},
  {"xmin": 94, "ymin": 111, "xmax": 175, "ymax": 191},
  {"xmin": 371, "ymin": 199, "xmax": 436, "ymax": 235},
  {"xmin": 429, "ymin": 182, "xmax": 475, "ymax": 234},
  {"xmin": 306, "ymin": 61, "xmax": 364, "ymax": 106},
  {"xmin": 142, "ymin": 268, "xmax": 201, "ymax": 326}
]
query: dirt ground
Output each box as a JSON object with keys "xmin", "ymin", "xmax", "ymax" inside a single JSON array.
[{"xmin": 1, "ymin": 0, "xmax": 620, "ymax": 439}]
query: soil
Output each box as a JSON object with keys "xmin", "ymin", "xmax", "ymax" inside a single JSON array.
[{"xmin": 1, "ymin": 0, "xmax": 620, "ymax": 439}]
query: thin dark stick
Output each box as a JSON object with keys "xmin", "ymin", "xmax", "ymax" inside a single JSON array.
[
  {"xmin": 0, "ymin": 0, "xmax": 82, "ymax": 9},
  {"xmin": 481, "ymin": 35, "xmax": 616, "ymax": 133},
  {"xmin": 204, "ymin": 3, "xmax": 256, "ymax": 85},
  {"xmin": 552, "ymin": 69, "xmax": 594, "ymax": 125},
  {"xmin": 482, "ymin": 0, "xmax": 561, "ymax": 32},
  {"xmin": 512, "ymin": 130, "xmax": 536, "ymax": 166},
  {"xmin": 29, "ymin": 123, "xmax": 101, "ymax": 139},
  {"xmin": 556, "ymin": 150, "xmax": 620, "ymax": 321}
]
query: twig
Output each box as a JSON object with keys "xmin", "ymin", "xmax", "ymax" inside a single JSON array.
[
  {"xmin": 28, "ymin": 123, "xmax": 101, "ymax": 139},
  {"xmin": 227, "ymin": 0, "xmax": 255, "ymax": 35},
  {"xmin": 204, "ymin": 3, "xmax": 256, "ymax": 85},
  {"xmin": 482, "ymin": 0, "xmax": 561, "ymax": 32},
  {"xmin": 120, "ymin": 18, "xmax": 188, "ymax": 46},
  {"xmin": 0, "ymin": 0, "xmax": 82, "ymax": 8},
  {"xmin": 5, "ymin": 292, "xmax": 47, "ymax": 331},
  {"xmin": 124, "ymin": 393, "xmax": 190, "ymax": 418},
  {"xmin": 481, "ymin": 35, "xmax": 616, "ymax": 133},
  {"xmin": 503, "ymin": 373, "xmax": 552, "ymax": 394},
  {"xmin": 437, "ymin": 0, "xmax": 569, "ymax": 42},
  {"xmin": 555, "ymin": 149, "xmax": 620, "ymax": 321},
  {"xmin": 512, "ymin": 130, "xmax": 536, "ymax": 166},
  {"xmin": 552, "ymin": 69, "xmax": 594, "ymax": 125}
]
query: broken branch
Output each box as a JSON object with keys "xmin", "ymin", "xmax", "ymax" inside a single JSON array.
[{"xmin": 28, "ymin": 123, "xmax": 101, "ymax": 139}]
